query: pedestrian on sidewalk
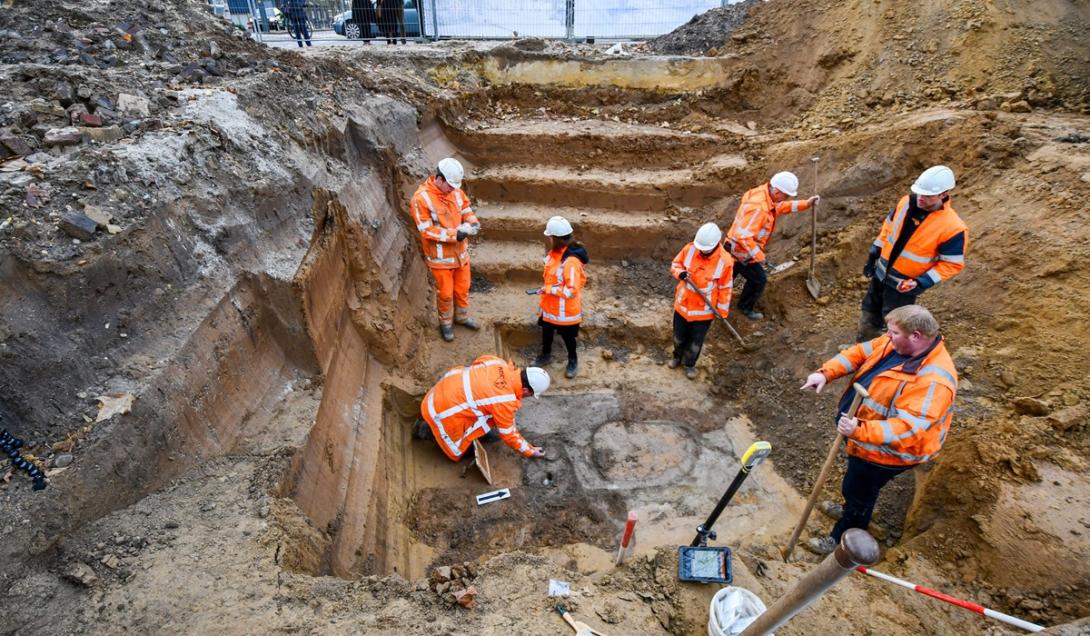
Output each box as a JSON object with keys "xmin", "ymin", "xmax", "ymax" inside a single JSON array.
[
  {"xmin": 281, "ymin": 0, "xmax": 312, "ymax": 47},
  {"xmin": 856, "ymin": 165, "xmax": 968, "ymax": 341},
  {"xmin": 350, "ymin": 0, "xmax": 379, "ymax": 41},
  {"xmin": 409, "ymin": 158, "xmax": 481, "ymax": 342},
  {"xmin": 378, "ymin": 0, "xmax": 405, "ymax": 44},
  {"xmin": 726, "ymin": 172, "xmax": 819, "ymax": 321},
  {"xmin": 668, "ymin": 223, "xmax": 733, "ymax": 380},
  {"xmin": 531, "ymin": 216, "xmax": 589, "ymax": 379},
  {"xmin": 799, "ymin": 305, "xmax": 957, "ymax": 554},
  {"xmin": 414, "ymin": 355, "xmax": 550, "ymax": 462}
]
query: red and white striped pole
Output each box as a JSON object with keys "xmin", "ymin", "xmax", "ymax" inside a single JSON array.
[
  {"xmin": 615, "ymin": 511, "xmax": 637, "ymax": 565},
  {"xmin": 855, "ymin": 566, "xmax": 1045, "ymax": 633}
]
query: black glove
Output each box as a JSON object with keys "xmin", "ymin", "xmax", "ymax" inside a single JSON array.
[
  {"xmin": 762, "ymin": 261, "xmax": 774, "ymax": 275},
  {"xmin": 863, "ymin": 254, "xmax": 877, "ymax": 279},
  {"xmin": 456, "ymin": 230, "xmax": 467, "ymax": 241},
  {"xmin": 679, "ymin": 271, "xmax": 689, "ymax": 281}
]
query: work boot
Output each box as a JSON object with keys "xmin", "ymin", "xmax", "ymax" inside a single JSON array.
[
  {"xmin": 456, "ymin": 317, "xmax": 480, "ymax": 331},
  {"xmin": 856, "ymin": 311, "xmax": 882, "ymax": 342},
  {"xmin": 440, "ymin": 324, "xmax": 455, "ymax": 342},
  {"xmin": 806, "ymin": 535, "xmax": 837, "ymax": 556},
  {"xmin": 667, "ymin": 357, "xmax": 681, "ymax": 369},
  {"xmin": 685, "ymin": 366, "xmax": 698, "ymax": 380},
  {"xmin": 818, "ymin": 500, "xmax": 843, "ymax": 521},
  {"xmin": 742, "ymin": 309, "xmax": 764, "ymax": 321},
  {"xmin": 412, "ymin": 419, "xmax": 431, "ymax": 440},
  {"xmin": 565, "ymin": 360, "xmax": 578, "ymax": 379},
  {"xmin": 532, "ymin": 354, "xmax": 553, "ymax": 367}
]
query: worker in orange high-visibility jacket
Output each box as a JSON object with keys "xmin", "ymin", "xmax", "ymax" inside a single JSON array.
[
  {"xmin": 857, "ymin": 165, "xmax": 968, "ymax": 341},
  {"xmin": 531, "ymin": 216, "xmax": 589, "ymax": 380},
  {"xmin": 669, "ymin": 223, "xmax": 733, "ymax": 380},
  {"xmin": 410, "ymin": 157, "xmax": 481, "ymax": 343},
  {"xmin": 414, "ymin": 355, "xmax": 552, "ymax": 462},
  {"xmin": 800, "ymin": 304, "xmax": 957, "ymax": 555},
  {"xmin": 726, "ymin": 172, "xmax": 820, "ymax": 321}
]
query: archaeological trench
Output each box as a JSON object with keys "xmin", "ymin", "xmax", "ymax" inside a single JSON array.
[{"xmin": 1, "ymin": 1, "xmax": 1090, "ymax": 634}]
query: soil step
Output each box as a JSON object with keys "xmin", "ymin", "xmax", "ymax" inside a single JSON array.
[
  {"xmin": 446, "ymin": 117, "xmax": 727, "ymax": 169},
  {"xmin": 468, "ymin": 159, "xmax": 744, "ymax": 212},
  {"xmin": 472, "ymin": 278, "xmax": 675, "ymax": 352},
  {"xmin": 476, "ymin": 202, "xmax": 694, "ymax": 259}
]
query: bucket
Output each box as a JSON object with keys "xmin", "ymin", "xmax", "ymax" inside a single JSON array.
[{"xmin": 707, "ymin": 586, "xmax": 769, "ymax": 636}]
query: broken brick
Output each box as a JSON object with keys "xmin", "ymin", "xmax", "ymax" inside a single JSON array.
[{"xmin": 78, "ymin": 112, "xmax": 103, "ymax": 127}]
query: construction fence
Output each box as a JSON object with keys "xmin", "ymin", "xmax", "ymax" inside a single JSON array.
[{"xmin": 207, "ymin": 0, "xmax": 738, "ymax": 43}]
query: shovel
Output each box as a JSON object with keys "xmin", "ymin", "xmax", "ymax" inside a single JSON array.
[
  {"xmin": 782, "ymin": 382, "xmax": 869, "ymax": 561},
  {"xmin": 805, "ymin": 156, "xmax": 822, "ymax": 300},
  {"xmin": 556, "ymin": 605, "xmax": 608, "ymax": 636},
  {"xmin": 684, "ymin": 278, "xmax": 756, "ymax": 352}
]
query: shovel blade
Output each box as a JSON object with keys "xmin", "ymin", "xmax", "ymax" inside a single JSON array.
[{"xmin": 806, "ymin": 276, "xmax": 821, "ymax": 299}]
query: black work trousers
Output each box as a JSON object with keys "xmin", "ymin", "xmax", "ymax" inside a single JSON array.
[
  {"xmin": 351, "ymin": 0, "xmax": 378, "ymax": 38},
  {"xmin": 539, "ymin": 318, "xmax": 579, "ymax": 362},
  {"xmin": 734, "ymin": 259, "xmax": 767, "ymax": 312},
  {"xmin": 831, "ymin": 455, "xmax": 910, "ymax": 542},
  {"xmin": 672, "ymin": 311, "xmax": 712, "ymax": 368},
  {"xmin": 287, "ymin": 9, "xmax": 311, "ymax": 47},
  {"xmin": 860, "ymin": 278, "xmax": 920, "ymax": 328}
]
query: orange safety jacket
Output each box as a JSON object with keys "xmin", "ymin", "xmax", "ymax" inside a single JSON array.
[
  {"xmin": 410, "ymin": 176, "xmax": 481, "ymax": 270},
  {"xmin": 670, "ymin": 243, "xmax": 733, "ymax": 321},
  {"xmin": 820, "ymin": 334, "xmax": 958, "ymax": 467},
  {"xmin": 539, "ymin": 247, "xmax": 587, "ymax": 326},
  {"xmin": 421, "ymin": 355, "xmax": 535, "ymax": 461},
  {"xmin": 871, "ymin": 195, "xmax": 968, "ymax": 291},
  {"xmin": 726, "ymin": 183, "xmax": 812, "ymax": 263}
]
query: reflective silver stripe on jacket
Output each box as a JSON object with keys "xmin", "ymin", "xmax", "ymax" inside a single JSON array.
[{"xmin": 427, "ymin": 359, "xmax": 516, "ymax": 458}]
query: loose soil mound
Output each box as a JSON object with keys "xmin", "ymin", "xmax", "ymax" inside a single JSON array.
[{"xmin": 644, "ymin": 0, "xmax": 760, "ymax": 55}]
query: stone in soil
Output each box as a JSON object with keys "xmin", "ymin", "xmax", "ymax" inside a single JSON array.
[{"xmin": 60, "ymin": 213, "xmax": 98, "ymax": 241}]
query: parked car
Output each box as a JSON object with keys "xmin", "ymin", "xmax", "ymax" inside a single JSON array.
[{"xmin": 333, "ymin": 0, "xmax": 421, "ymax": 39}]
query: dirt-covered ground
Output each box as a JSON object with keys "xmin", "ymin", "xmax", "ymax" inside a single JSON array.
[{"xmin": 2, "ymin": 0, "xmax": 1090, "ymax": 634}]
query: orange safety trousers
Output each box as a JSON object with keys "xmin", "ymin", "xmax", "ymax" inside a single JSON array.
[{"xmin": 431, "ymin": 263, "xmax": 471, "ymax": 327}]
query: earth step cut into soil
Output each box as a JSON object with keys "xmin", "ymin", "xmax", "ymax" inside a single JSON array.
[{"xmin": 0, "ymin": 0, "xmax": 1089, "ymax": 633}]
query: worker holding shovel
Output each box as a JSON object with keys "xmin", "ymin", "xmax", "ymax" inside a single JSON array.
[
  {"xmin": 798, "ymin": 305, "xmax": 958, "ymax": 555},
  {"xmin": 726, "ymin": 172, "xmax": 820, "ymax": 321},
  {"xmin": 668, "ymin": 223, "xmax": 734, "ymax": 379}
]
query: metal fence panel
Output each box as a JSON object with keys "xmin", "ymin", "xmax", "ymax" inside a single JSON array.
[
  {"xmin": 572, "ymin": 0, "xmax": 722, "ymax": 38},
  {"xmin": 433, "ymin": 0, "xmax": 567, "ymax": 38},
  {"xmin": 431, "ymin": 0, "xmax": 734, "ymax": 40}
]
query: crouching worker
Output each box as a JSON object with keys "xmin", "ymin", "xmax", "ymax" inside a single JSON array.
[
  {"xmin": 414, "ymin": 355, "xmax": 551, "ymax": 461},
  {"xmin": 799, "ymin": 305, "xmax": 957, "ymax": 554}
]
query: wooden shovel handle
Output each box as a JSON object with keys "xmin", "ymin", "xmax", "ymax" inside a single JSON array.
[{"xmin": 782, "ymin": 382, "xmax": 868, "ymax": 561}]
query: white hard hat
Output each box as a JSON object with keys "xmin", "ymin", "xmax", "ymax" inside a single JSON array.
[
  {"xmin": 910, "ymin": 165, "xmax": 956, "ymax": 196},
  {"xmin": 525, "ymin": 367, "xmax": 550, "ymax": 399},
  {"xmin": 544, "ymin": 216, "xmax": 574, "ymax": 237},
  {"xmin": 437, "ymin": 157, "xmax": 465, "ymax": 188},
  {"xmin": 769, "ymin": 171, "xmax": 799, "ymax": 197},
  {"xmin": 693, "ymin": 222, "xmax": 722, "ymax": 252}
]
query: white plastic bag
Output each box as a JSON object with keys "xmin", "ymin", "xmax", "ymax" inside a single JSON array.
[{"xmin": 708, "ymin": 586, "xmax": 770, "ymax": 636}]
